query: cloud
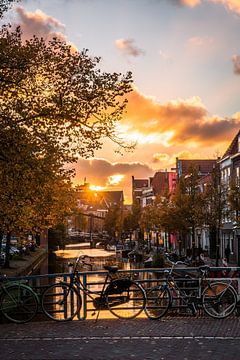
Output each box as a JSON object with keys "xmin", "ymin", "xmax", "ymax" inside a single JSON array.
[
  {"xmin": 172, "ymin": 0, "xmax": 240, "ymax": 14},
  {"xmin": 173, "ymin": 0, "xmax": 201, "ymax": 6},
  {"xmin": 71, "ymin": 158, "xmax": 154, "ymax": 203},
  {"xmin": 122, "ymin": 88, "xmax": 240, "ymax": 147},
  {"xmin": 187, "ymin": 36, "xmax": 214, "ymax": 47},
  {"xmin": 152, "ymin": 153, "xmax": 170, "ymax": 163},
  {"xmin": 232, "ymin": 55, "xmax": 240, "ymax": 74},
  {"xmin": 115, "ymin": 38, "xmax": 145, "ymax": 57},
  {"xmin": 152, "ymin": 150, "xmax": 208, "ymax": 168},
  {"xmin": 14, "ymin": 6, "xmax": 77, "ymax": 50}
]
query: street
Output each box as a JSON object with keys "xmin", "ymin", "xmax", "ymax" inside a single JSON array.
[{"xmin": 1, "ymin": 317, "xmax": 240, "ymax": 360}]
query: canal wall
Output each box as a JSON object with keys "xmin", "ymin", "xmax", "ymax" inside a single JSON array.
[{"xmin": 2, "ymin": 248, "xmax": 48, "ymax": 277}]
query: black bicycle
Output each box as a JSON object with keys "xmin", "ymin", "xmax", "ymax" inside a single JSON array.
[
  {"xmin": 41, "ymin": 255, "xmax": 146, "ymax": 321},
  {"xmin": 145, "ymin": 260, "xmax": 237, "ymax": 320}
]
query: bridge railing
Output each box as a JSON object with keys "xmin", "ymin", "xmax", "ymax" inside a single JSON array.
[{"xmin": 3, "ymin": 266, "xmax": 240, "ymax": 321}]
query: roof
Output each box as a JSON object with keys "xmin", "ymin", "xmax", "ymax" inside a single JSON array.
[
  {"xmin": 176, "ymin": 159, "xmax": 217, "ymax": 177},
  {"xmin": 132, "ymin": 178, "xmax": 149, "ymax": 188},
  {"xmin": 77, "ymin": 189, "xmax": 124, "ymax": 210},
  {"xmin": 222, "ymin": 130, "xmax": 240, "ymax": 158}
]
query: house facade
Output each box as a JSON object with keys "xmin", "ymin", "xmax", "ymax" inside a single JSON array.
[{"xmin": 219, "ymin": 130, "xmax": 240, "ymax": 264}]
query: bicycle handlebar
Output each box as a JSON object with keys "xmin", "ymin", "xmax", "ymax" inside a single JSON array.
[{"xmin": 69, "ymin": 254, "xmax": 92, "ymax": 273}]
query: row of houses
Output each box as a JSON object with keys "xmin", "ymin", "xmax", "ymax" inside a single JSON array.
[{"xmin": 132, "ymin": 130, "xmax": 240, "ymax": 264}]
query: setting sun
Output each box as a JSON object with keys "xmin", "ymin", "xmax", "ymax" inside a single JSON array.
[{"xmin": 89, "ymin": 185, "xmax": 105, "ymax": 191}]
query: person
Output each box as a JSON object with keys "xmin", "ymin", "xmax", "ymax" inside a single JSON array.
[
  {"xmin": 224, "ymin": 244, "xmax": 231, "ymax": 263},
  {"xmin": 199, "ymin": 252, "xmax": 205, "ymax": 265}
]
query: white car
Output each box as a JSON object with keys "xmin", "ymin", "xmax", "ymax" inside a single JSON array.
[{"xmin": 1, "ymin": 244, "xmax": 20, "ymax": 255}]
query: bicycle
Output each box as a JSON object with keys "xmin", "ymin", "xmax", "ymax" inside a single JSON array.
[
  {"xmin": 41, "ymin": 255, "xmax": 146, "ymax": 321},
  {"xmin": 0, "ymin": 275, "xmax": 39, "ymax": 323},
  {"xmin": 145, "ymin": 259, "xmax": 238, "ymax": 320}
]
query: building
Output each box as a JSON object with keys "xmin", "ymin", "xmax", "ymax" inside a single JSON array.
[
  {"xmin": 132, "ymin": 176, "xmax": 151, "ymax": 204},
  {"xmin": 132, "ymin": 172, "xmax": 177, "ymax": 208},
  {"xmin": 176, "ymin": 158, "xmax": 217, "ymax": 179},
  {"xmin": 68, "ymin": 182, "xmax": 124, "ymax": 242},
  {"xmin": 175, "ymin": 158, "xmax": 218, "ymax": 257},
  {"xmin": 219, "ymin": 130, "xmax": 240, "ymax": 264}
]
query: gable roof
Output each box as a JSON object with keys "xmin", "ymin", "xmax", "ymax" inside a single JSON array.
[{"xmin": 222, "ymin": 130, "xmax": 240, "ymax": 158}]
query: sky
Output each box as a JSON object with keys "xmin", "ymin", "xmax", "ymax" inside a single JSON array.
[{"xmin": 4, "ymin": 0, "xmax": 240, "ymax": 203}]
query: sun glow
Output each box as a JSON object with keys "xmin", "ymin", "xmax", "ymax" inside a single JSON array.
[
  {"xmin": 107, "ymin": 174, "xmax": 124, "ymax": 185},
  {"xmin": 89, "ymin": 185, "xmax": 105, "ymax": 191}
]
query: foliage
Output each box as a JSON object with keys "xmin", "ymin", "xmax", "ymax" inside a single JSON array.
[
  {"xmin": 123, "ymin": 201, "xmax": 141, "ymax": 234},
  {"xmin": 0, "ymin": 26, "xmax": 133, "ymax": 159},
  {"xmin": 104, "ymin": 204, "xmax": 123, "ymax": 239},
  {"xmin": 0, "ymin": 23, "xmax": 133, "ymax": 265}
]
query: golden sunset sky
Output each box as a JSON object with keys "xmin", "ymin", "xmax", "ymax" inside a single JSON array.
[{"xmin": 4, "ymin": 0, "xmax": 240, "ymax": 203}]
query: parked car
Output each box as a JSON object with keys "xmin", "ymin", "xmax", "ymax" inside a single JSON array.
[
  {"xmin": 106, "ymin": 244, "xmax": 116, "ymax": 251},
  {"xmin": 1, "ymin": 244, "xmax": 20, "ymax": 255}
]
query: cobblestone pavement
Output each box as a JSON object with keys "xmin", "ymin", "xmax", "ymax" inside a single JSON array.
[{"xmin": 0, "ymin": 317, "xmax": 240, "ymax": 360}]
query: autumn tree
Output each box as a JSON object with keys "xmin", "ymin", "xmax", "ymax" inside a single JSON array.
[
  {"xmin": 203, "ymin": 165, "xmax": 227, "ymax": 265},
  {"xmin": 104, "ymin": 204, "xmax": 123, "ymax": 241},
  {"xmin": 0, "ymin": 24, "xmax": 133, "ymax": 266},
  {"xmin": 123, "ymin": 201, "xmax": 141, "ymax": 238}
]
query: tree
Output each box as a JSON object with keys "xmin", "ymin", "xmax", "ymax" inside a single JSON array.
[
  {"xmin": 155, "ymin": 167, "xmax": 205, "ymax": 257},
  {"xmin": 104, "ymin": 204, "xmax": 123, "ymax": 241},
  {"xmin": 203, "ymin": 165, "xmax": 226, "ymax": 265},
  {"xmin": 0, "ymin": 25, "xmax": 133, "ymax": 266},
  {"xmin": 0, "ymin": 26, "xmax": 133, "ymax": 160},
  {"xmin": 0, "ymin": 125, "xmax": 76, "ymax": 266}
]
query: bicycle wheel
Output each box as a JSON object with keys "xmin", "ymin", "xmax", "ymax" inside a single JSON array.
[
  {"xmin": 42, "ymin": 282, "xmax": 82, "ymax": 321},
  {"xmin": 202, "ymin": 282, "xmax": 237, "ymax": 319},
  {"xmin": 0, "ymin": 284, "xmax": 38, "ymax": 323},
  {"xmin": 144, "ymin": 285, "xmax": 171, "ymax": 320},
  {"xmin": 106, "ymin": 280, "xmax": 146, "ymax": 319}
]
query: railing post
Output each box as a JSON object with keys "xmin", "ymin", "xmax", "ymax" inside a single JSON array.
[{"xmin": 81, "ymin": 272, "xmax": 87, "ymax": 320}]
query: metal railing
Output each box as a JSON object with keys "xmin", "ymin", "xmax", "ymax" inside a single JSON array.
[{"xmin": 2, "ymin": 266, "xmax": 240, "ymax": 321}]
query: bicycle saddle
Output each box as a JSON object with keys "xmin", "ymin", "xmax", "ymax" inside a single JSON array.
[{"xmin": 104, "ymin": 265, "xmax": 118, "ymax": 273}]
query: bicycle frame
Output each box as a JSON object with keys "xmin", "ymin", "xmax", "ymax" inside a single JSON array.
[{"xmin": 68, "ymin": 265, "xmax": 133, "ymax": 319}]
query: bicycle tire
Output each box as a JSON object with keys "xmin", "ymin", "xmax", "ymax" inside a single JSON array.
[
  {"xmin": 144, "ymin": 285, "xmax": 171, "ymax": 320},
  {"xmin": 202, "ymin": 282, "xmax": 237, "ymax": 319},
  {"xmin": 0, "ymin": 284, "xmax": 38, "ymax": 323},
  {"xmin": 41, "ymin": 282, "xmax": 82, "ymax": 321},
  {"xmin": 106, "ymin": 280, "xmax": 146, "ymax": 319}
]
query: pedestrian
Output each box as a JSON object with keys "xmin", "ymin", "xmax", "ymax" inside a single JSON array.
[{"xmin": 224, "ymin": 244, "xmax": 231, "ymax": 263}]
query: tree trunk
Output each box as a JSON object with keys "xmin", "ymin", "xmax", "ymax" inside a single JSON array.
[{"xmin": 4, "ymin": 231, "xmax": 11, "ymax": 268}]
